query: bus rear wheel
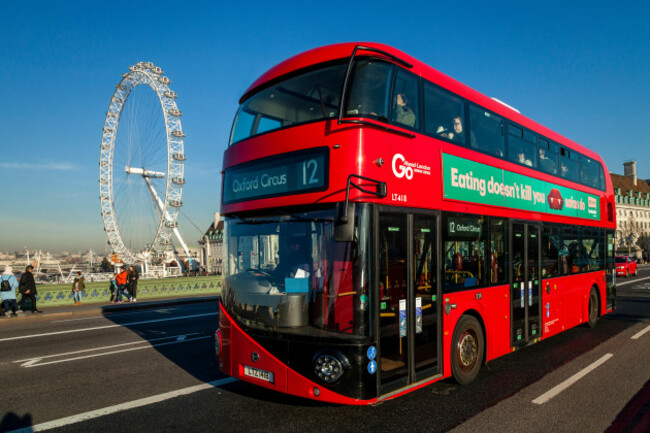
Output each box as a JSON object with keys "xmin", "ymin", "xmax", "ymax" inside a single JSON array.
[
  {"xmin": 587, "ymin": 288, "xmax": 600, "ymax": 328},
  {"xmin": 451, "ymin": 315, "xmax": 484, "ymax": 385}
]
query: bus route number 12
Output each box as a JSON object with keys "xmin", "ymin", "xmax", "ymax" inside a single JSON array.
[{"xmin": 302, "ymin": 159, "xmax": 319, "ymax": 185}]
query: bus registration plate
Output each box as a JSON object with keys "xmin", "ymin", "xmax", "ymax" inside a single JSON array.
[{"xmin": 244, "ymin": 365, "xmax": 274, "ymax": 383}]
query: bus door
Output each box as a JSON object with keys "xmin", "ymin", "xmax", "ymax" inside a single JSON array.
[
  {"xmin": 510, "ymin": 222, "xmax": 542, "ymax": 347},
  {"xmin": 377, "ymin": 209, "xmax": 440, "ymax": 395}
]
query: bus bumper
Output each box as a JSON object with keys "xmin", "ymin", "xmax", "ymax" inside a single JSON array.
[{"xmin": 217, "ymin": 302, "xmax": 373, "ymax": 405}]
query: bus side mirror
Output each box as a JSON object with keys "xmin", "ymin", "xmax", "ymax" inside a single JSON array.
[{"xmin": 334, "ymin": 202, "xmax": 356, "ymax": 242}]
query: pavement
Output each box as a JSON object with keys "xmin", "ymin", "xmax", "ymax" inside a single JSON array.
[{"xmin": 0, "ymin": 294, "xmax": 219, "ymax": 324}]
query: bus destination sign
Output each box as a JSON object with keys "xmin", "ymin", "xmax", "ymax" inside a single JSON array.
[
  {"xmin": 223, "ymin": 148, "xmax": 328, "ymax": 204},
  {"xmin": 442, "ymin": 153, "xmax": 600, "ymax": 220}
]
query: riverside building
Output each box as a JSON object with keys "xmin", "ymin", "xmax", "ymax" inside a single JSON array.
[{"xmin": 611, "ymin": 161, "xmax": 650, "ymax": 259}]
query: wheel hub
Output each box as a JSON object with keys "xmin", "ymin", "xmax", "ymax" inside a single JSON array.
[{"xmin": 459, "ymin": 333, "xmax": 478, "ymax": 367}]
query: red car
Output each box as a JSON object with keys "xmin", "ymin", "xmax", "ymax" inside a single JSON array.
[{"xmin": 616, "ymin": 256, "xmax": 638, "ymax": 277}]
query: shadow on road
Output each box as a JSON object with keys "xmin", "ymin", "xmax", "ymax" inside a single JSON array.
[
  {"xmin": 0, "ymin": 412, "xmax": 33, "ymax": 432},
  {"xmin": 98, "ymin": 296, "xmax": 643, "ymax": 429},
  {"xmin": 100, "ymin": 299, "xmax": 221, "ymax": 384}
]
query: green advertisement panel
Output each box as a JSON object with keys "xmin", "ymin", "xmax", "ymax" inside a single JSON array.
[{"xmin": 442, "ymin": 153, "xmax": 600, "ymax": 220}]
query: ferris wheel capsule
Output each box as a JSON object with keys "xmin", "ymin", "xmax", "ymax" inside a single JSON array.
[
  {"xmin": 144, "ymin": 61, "xmax": 154, "ymax": 69},
  {"xmin": 151, "ymin": 66, "xmax": 163, "ymax": 75},
  {"xmin": 171, "ymin": 130, "xmax": 185, "ymax": 138},
  {"xmin": 172, "ymin": 152, "xmax": 186, "ymax": 161},
  {"xmin": 158, "ymin": 76, "xmax": 171, "ymax": 84},
  {"xmin": 164, "ymin": 90, "xmax": 177, "ymax": 99},
  {"xmin": 168, "ymin": 108, "xmax": 182, "ymax": 117}
]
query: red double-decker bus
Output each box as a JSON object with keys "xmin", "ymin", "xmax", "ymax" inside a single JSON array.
[{"xmin": 215, "ymin": 42, "xmax": 616, "ymax": 404}]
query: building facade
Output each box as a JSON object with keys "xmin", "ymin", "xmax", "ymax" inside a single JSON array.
[
  {"xmin": 198, "ymin": 212, "xmax": 224, "ymax": 274},
  {"xmin": 611, "ymin": 161, "xmax": 650, "ymax": 259}
]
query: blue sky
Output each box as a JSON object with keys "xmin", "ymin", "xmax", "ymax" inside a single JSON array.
[{"xmin": 1, "ymin": 1, "xmax": 649, "ymax": 253}]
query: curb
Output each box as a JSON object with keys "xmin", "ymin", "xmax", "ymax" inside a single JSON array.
[{"xmin": 0, "ymin": 295, "xmax": 220, "ymax": 324}]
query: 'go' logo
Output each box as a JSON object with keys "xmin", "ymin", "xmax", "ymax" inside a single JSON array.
[{"xmin": 392, "ymin": 153, "xmax": 413, "ymax": 180}]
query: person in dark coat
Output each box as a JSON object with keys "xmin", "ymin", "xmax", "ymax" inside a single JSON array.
[
  {"xmin": 127, "ymin": 265, "xmax": 139, "ymax": 302},
  {"xmin": 18, "ymin": 265, "xmax": 42, "ymax": 313}
]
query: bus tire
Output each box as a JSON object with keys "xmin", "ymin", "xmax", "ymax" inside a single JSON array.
[
  {"xmin": 451, "ymin": 315, "xmax": 484, "ymax": 385},
  {"xmin": 587, "ymin": 287, "xmax": 599, "ymax": 328}
]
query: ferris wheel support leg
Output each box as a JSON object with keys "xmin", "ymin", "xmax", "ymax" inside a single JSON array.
[{"xmin": 143, "ymin": 176, "xmax": 192, "ymax": 272}]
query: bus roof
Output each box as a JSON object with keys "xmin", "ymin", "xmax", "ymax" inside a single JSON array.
[{"xmin": 241, "ymin": 42, "xmax": 606, "ymax": 169}]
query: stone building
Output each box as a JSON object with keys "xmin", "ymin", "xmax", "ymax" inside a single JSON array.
[
  {"xmin": 611, "ymin": 161, "xmax": 650, "ymax": 258},
  {"xmin": 198, "ymin": 212, "xmax": 224, "ymax": 274}
]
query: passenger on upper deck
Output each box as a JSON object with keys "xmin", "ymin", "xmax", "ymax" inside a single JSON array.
[
  {"xmin": 539, "ymin": 147, "xmax": 556, "ymax": 174},
  {"xmin": 517, "ymin": 150, "xmax": 532, "ymax": 167},
  {"xmin": 393, "ymin": 93, "xmax": 415, "ymax": 127},
  {"xmin": 439, "ymin": 117, "xmax": 476, "ymax": 147},
  {"xmin": 560, "ymin": 162, "xmax": 569, "ymax": 178}
]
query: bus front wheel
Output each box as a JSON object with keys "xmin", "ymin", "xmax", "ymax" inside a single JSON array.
[{"xmin": 451, "ymin": 315, "xmax": 484, "ymax": 385}]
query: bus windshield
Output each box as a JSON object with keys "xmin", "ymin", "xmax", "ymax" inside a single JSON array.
[
  {"xmin": 222, "ymin": 205, "xmax": 371, "ymax": 337},
  {"xmin": 229, "ymin": 63, "xmax": 347, "ymax": 145},
  {"xmin": 229, "ymin": 58, "xmax": 404, "ymax": 145}
]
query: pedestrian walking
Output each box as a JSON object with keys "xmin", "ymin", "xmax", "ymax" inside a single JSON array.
[
  {"xmin": 18, "ymin": 265, "xmax": 42, "ymax": 313},
  {"xmin": 109, "ymin": 274, "xmax": 120, "ymax": 303},
  {"xmin": 1, "ymin": 266, "xmax": 19, "ymax": 317},
  {"xmin": 71, "ymin": 271, "xmax": 85, "ymax": 306},
  {"xmin": 127, "ymin": 265, "xmax": 139, "ymax": 302},
  {"xmin": 115, "ymin": 266, "xmax": 131, "ymax": 303}
]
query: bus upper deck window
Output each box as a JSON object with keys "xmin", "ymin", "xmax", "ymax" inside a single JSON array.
[
  {"xmin": 391, "ymin": 70, "xmax": 419, "ymax": 129},
  {"xmin": 346, "ymin": 60, "xmax": 393, "ymax": 122}
]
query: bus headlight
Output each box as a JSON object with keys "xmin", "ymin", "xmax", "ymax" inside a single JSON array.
[
  {"xmin": 215, "ymin": 329, "xmax": 222, "ymax": 357},
  {"xmin": 313, "ymin": 352, "xmax": 349, "ymax": 384}
]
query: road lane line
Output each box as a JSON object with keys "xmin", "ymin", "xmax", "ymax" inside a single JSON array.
[
  {"xmin": 631, "ymin": 324, "xmax": 650, "ymax": 340},
  {"xmin": 0, "ymin": 312, "xmax": 217, "ymax": 343},
  {"xmin": 13, "ymin": 333, "xmax": 203, "ymax": 363},
  {"xmin": 532, "ymin": 353, "xmax": 613, "ymax": 405},
  {"xmin": 7, "ymin": 377, "xmax": 239, "ymax": 432},
  {"xmin": 52, "ymin": 317, "xmax": 108, "ymax": 323},
  {"xmin": 616, "ymin": 275, "xmax": 650, "ymax": 287},
  {"xmin": 15, "ymin": 336, "xmax": 211, "ymax": 368}
]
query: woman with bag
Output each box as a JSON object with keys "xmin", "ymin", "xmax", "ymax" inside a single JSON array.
[
  {"xmin": 1, "ymin": 266, "xmax": 19, "ymax": 317},
  {"xmin": 18, "ymin": 265, "xmax": 42, "ymax": 313}
]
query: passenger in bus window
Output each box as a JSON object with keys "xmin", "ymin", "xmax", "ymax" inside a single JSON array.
[
  {"xmin": 539, "ymin": 148, "xmax": 556, "ymax": 174},
  {"xmin": 560, "ymin": 162, "xmax": 569, "ymax": 178},
  {"xmin": 439, "ymin": 117, "xmax": 475, "ymax": 147},
  {"xmin": 517, "ymin": 151, "xmax": 532, "ymax": 166},
  {"xmin": 393, "ymin": 93, "xmax": 415, "ymax": 127}
]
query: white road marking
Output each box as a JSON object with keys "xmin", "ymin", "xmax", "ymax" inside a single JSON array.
[
  {"xmin": 14, "ymin": 334, "xmax": 210, "ymax": 368},
  {"xmin": 51, "ymin": 309, "xmax": 154, "ymax": 323},
  {"xmin": 7, "ymin": 377, "xmax": 239, "ymax": 432},
  {"xmin": 52, "ymin": 316, "xmax": 108, "ymax": 323},
  {"xmin": 0, "ymin": 312, "xmax": 217, "ymax": 343},
  {"xmin": 616, "ymin": 275, "xmax": 650, "ymax": 287},
  {"xmin": 631, "ymin": 324, "xmax": 650, "ymax": 340},
  {"xmin": 532, "ymin": 353, "xmax": 613, "ymax": 404}
]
